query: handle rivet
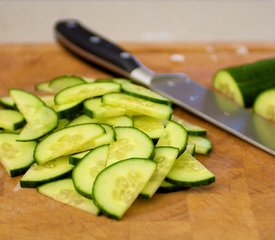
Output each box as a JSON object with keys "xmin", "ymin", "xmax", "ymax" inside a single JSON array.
[{"xmin": 89, "ymin": 36, "xmax": 101, "ymax": 43}]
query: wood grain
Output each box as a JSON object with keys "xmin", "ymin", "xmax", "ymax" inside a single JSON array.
[{"xmin": 0, "ymin": 42, "xmax": 275, "ymax": 240}]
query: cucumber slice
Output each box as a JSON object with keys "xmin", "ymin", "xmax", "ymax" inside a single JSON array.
[
  {"xmin": 133, "ymin": 115, "xmax": 165, "ymax": 139},
  {"xmin": 172, "ymin": 115, "xmax": 207, "ymax": 136},
  {"xmin": 0, "ymin": 109, "xmax": 25, "ymax": 131},
  {"xmin": 188, "ymin": 136, "xmax": 212, "ymax": 155},
  {"xmin": 157, "ymin": 180, "xmax": 187, "ymax": 193},
  {"xmin": 166, "ymin": 152, "xmax": 215, "ymax": 187},
  {"xmin": 88, "ymin": 116, "xmax": 133, "ymax": 127},
  {"xmin": 20, "ymin": 156, "xmax": 74, "ymax": 188},
  {"xmin": 52, "ymin": 101, "xmax": 83, "ymax": 120},
  {"xmin": 156, "ymin": 120, "xmax": 188, "ymax": 153},
  {"xmin": 69, "ymin": 150, "xmax": 90, "ymax": 165},
  {"xmin": 49, "ymin": 75, "xmax": 86, "ymax": 92},
  {"xmin": 72, "ymin": 145, "xmax": 109, "ymax": 198},
  {"xmin": 35, "ymin": 82, "xmax": 55, "ymax": 93},
  {"xmin": 39, "ymin": 95, "xmax": 55, "ymax": 107},
  {"xmin": 54, "ymin": 81, "xmax": 120, "ymax": 105},
  {"xmin": 141, "ymin": 147, "xmax": 179, "ymax": 198},
  {"xmin": 10, "ymin": 89, "xmax": 58, "ymax": 141},
  {"xmin": 92, "ymin": 158, "xmax": 156, "ymax": 220},
  {"xmin": 213, "ymin": 58, "xmax": 275, "ymax": 107},
  {"xmin": 38, "ymin": 178, "xmax": 100, "ymax": 215},
  {"xmin": 0, "ymin": 96, "xmax": 15, "ymax": 108},
  {"xmin": 34, "ymin": 123, "xmax": 105, "ymax": 165},
  {"xmin": 254, "ymin": 88, "xmax": 275, "ymax": 122},
  {"xmin": 84, "ymin": 97, "xmax": 126, "ymax": 118},
  {"xmin": 102, "ymin": 93, "xmax": 172, "ymax": 120},
  {"xmin": 121, "ymin": 82, "xmax": 171, "ymax": 105},
  {"xmin": 185, "ymin": 142, "xmax": 196, "ymax": 155},
  {"xmin": 106, "ymin": 126, "xmax": 154, "ymax": 166},
  {"xmin": 67, "ymin": 115, "xmax": 93, "ymax": 127},
  {"xmin": 0, "ymin": 133, "xmax": 36, "ymax": 177}
]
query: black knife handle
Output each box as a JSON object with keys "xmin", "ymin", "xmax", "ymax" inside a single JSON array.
[{"xmin": 54, "ymin": 19, "xmax": 141, "ymax": 77}]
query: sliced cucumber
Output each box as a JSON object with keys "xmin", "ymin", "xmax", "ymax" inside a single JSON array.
[
  {"xmin": 185, "ymin": 142, "xmax": 196, "ymax": 155},
  {"xmin": 254, "ymin": 88, "xmax": 275, "ymax": 122},
  {"xmin": 188, "ymin": 136, "xmax": 212, "ymax": 155},
  {"xmin": 72, "ymin": 145, "xmax": 109, "ymax": 198},
  {"xmin": 38, "ymin": 178, "xmax": 100, "ymax": 215},
  {"xmin": 39, "ymin": 95, "xmax": 55, "ymax": 107},
  {"xmin": 172, "ymin": 115, "xmax": 207, "ymax": 136},
  {"xmin": 106, "ymin": 126, "xmax": 154, "ymax": 166},
  {"xmin": 35, "ymin": 82, "xmax": 55, "ymax": 93},
  {"xmin": 92, "ymin": 158, "xmax": 156, "ymax": 220},
  {"xmin": 102, "ymin": 93, "xmax": 172, "ymax": 120},
  {"xmin": 157, "ymin": 180, "xmax": 187, "ymax": 193},
  {"xmin": 84, "ymin": 97, "xmax": 126, "ymax": 118},
  {"xmin": 20, "ymin": 156, "xmax": 74, "ymax": 188},
  {"xmin": 92, "ymin": 124, "xmax": 115, "ymax": 147},
  {"xmin": 156, "ymin": 120, "xmax": 188, "ymax": 153},
  {"xmin": 121, "ymin": 82, "xmax": 171, "ymax": 105},
  {"xmin": 213, "ymin": 58, "xmax": 275, "ymax": 107},
  {"xmin": 52, "ymin": 101, "xmax": 83, "ymax": 120},
  {"xmin": 54, "ymin": 81, "xmax": 120, "ymax": 105},
  {"xmin": 67, "ymin": 115, "xmax": 93, "ymax": 127},
  {"xmin": 141, "ymin": 147, "xmax": 179, "ymax": 198},
  {"xmin": 69, "ymin": 150, "xmax": 90, "ymax": 165},
  {"xmin": 0, "ymin": 96, "xmax": 15, "ymax": 108},
  {"xmin": 133, "ymin": 115, "xmax": 165, "ymax": 139},
  {"xmin": 34, "ymin": 123, "xmax": 105, "ymax": 165},
  {"xmin": 0, "ymin": 133, "xmax": 36, "ymax": 177},
  {"xmin": 88, "ymin": 115, "xmax": 133, "ymax": 127},
  {"xmin": 0, "ymin": 109, "xmax": 25, "ymax": 131},
  {"xmin": 10, "ymin": 89, "xmax": 58, "ymax": 141},
  {"xmin": 166, "ymin": 152, "xmax": 215, "ymax": 187},
  {"xmin": 49, "ymin": 75, "xmax": 86, "ymax": 92}
]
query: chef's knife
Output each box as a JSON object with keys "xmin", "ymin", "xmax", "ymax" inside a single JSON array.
[{"xmin": 54, "ymin": 19, "xmax": 275, "ymax": 156}]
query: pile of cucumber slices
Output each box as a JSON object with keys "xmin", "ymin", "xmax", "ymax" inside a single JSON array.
[{"xmin": 0, "ymin": 75, "xmax": 215, "ymax": 220}]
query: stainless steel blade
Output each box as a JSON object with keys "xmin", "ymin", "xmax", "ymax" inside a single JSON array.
[{"xmin": 149, "ymin": 73, "xmax": 275, "ymax": 156}]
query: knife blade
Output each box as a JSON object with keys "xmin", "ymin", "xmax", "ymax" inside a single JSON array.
[{"xmin": 54, "ymin": 19, "xmax": 275, "ymax": 156}]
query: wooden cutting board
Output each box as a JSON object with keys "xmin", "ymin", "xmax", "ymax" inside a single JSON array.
[{"xmin": 0, "ymin": 43, "xmax": 275, "ymax": 240}]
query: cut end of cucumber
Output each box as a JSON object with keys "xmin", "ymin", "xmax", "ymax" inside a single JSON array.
[
  {"xmin": 213, "ymin": 70, "xmax": 244, "ymax": 106},
  {"xmin": 254, "ymin": 88, "xmax": 275, "ymax": 122}
]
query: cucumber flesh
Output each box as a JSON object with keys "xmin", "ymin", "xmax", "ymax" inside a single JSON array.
[
  {"xmin": 166, "ymin": 152, "xmax": 215, "ymax": 187},
  {"xmin": 121, "ymin": 82, "xmax": 171, "ymax": 105},
  {"xmin": 254, "ymin": 88, "xmax": 275, "ymax": 122},
  {"xmin": 20, "ymin": 156, "xmax": 74, "ymax": 188},
  {"xmin": 156, "ymin": 120, "xmax": 188, "ymax": 153},
  {"xmin": 133, "ymin": 115, "xmax": 165, "ymax": 139},
  {"xmin": 141, "ymin": 147, "xmax": 179, "ymax": 198},
  {"xmin": 84, "ymin": 97, "xmax": 126, "ymax": 118},
  {"xmin": 38, "ymin": 178, "xmax": 100, "ymax": 215},
  {"xmin": 92, "ymin": 158, "xmax": 156, "ymax": 220},
  {"xmin": 0, "ymin": 133, "xmax": 36, "ymax": 177},
  {"xmin": 69, "ymin": 150, "xmax": 90, "ymax": 165},
  {"xmin": 10, "ymin": 89, "xmax": 58, "ymax": 141},
  {"xmin": 188, "ymin": 136, "xmax": 212, "ymax": 155},
  {"xmin": 72, "ymin": 145, "xmax": 109, "ymax": 198},
  {"xmin": 54, "ymin": 81, "xmax": 120, "ymax": 104},
  {"xmin": 172, "ymin": 115, "xmax": 207, "ymax": 136},
  {"xmin": 106, "ymin": 127, "xmax": 154, "ymax": 166},
  {"xmin": 0, "ymin": 96, "xmax": 15, "ymax": 108},
  {"xmin": 0, "ymin": 109, "xmax": 25, "ymax": 131},
  {"xmin": 102, "ymin": 93, "xmax": 172, "ymax": 120},
  {"xmin": 34, "ymin": 123, "xmax": 105, "ymax": 164},
  {"xmin": 49, "ymin": 75, "xmax": 86, "ymax": 92}
]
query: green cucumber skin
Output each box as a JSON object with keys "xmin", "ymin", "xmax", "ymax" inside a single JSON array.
[
  {"xmin": 215, "ymin": 58, "xmax": 275, "ymax": 107},
  {"xmin": 157, "ymin": 185, "xmax": 188, "ymax": 193},
  {"xmin": 121, "ymin": 88, "xmax": 172, "ymax": 105},
  {"xmin": 165, "ymin": 176, "xmax": 215, "ymax": 188},
  {"xmin": 9, "ymin": 164, "xmax": 33, "ymax": 177},
  {"xmin": 20, "ymin": 171, "xmax": 72, "ymax": 188},
  {"xmin": 56, "ymin": 102, "xmax": 83, "ymax": 120}
]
